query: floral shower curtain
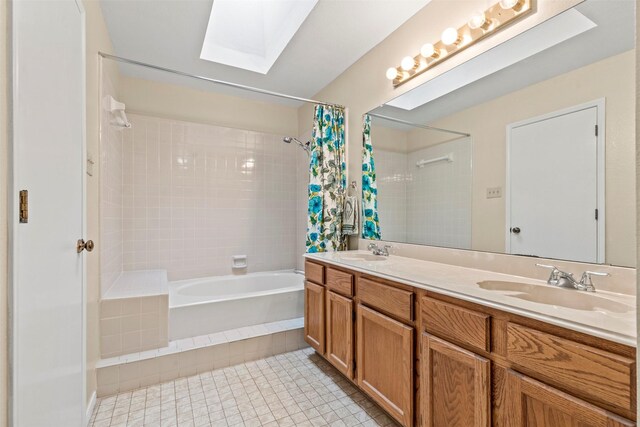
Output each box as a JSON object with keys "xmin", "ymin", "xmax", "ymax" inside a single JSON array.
[
  {"xmin": 361, "ymin": 114, "xmax": 381, "ymax": 240},
  {"xmin": 306, "ymin": 105, "xmax": 347, "ymax": 253}
]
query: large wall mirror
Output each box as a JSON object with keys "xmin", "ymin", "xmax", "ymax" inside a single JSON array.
[{"xmin": 365, "ymin": 0, "xmax": 636, "ymax": 267}]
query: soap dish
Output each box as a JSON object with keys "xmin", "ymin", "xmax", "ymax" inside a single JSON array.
[{"xmin": 232, "ymin": 255, "xmax": 247, "ymax": 269}]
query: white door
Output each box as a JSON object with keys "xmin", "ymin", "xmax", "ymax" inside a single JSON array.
[
  {"xmin": 507, "ymin": 104, "xmax": 602, "ymax": 263},
  {"xmin": 11, "ymin": 1, "xmax": 86, "ymax": 426}
]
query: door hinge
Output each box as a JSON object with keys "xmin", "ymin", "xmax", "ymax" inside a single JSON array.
[
  {"xmin": 19, "ymin": 190, "xmax": 28, "ymax": 223},
  {"xmin": 595, "ymin": 208, "xmax": 599, "ymax": 220},
  {"xmin": 595, "ymin": 124, "xmax": 598, "ymax": 136}
]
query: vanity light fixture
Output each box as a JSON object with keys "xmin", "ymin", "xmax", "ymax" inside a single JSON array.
[
  {"xmin": 500, "ymin": 0, "xmax": 525, "ymax": 12},
  {"xmin": 441, "ymin": 27, "xmax": 461, "ymax": 46},
  {"xmin": 420, "ymin": 43, "xmax": 439, "ymax": 59},
  {"xmin": 386, "ymin": 0, "xmax": 533, "ymax": 86},
  {"xmin": 401, "ymin": 56, "xmax": 418, "ymax": 71},
  {"xmin": 386, "ymin": 67, "xmax": 401, "ymax": 80},
  {"xmin": 468, "ymin": 11, "xmax": 491, "ymax": 30}
]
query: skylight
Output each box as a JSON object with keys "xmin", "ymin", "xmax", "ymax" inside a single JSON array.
[{"xmin": 200, "ymin": 0, "xmax": 318, "ymax": 74}]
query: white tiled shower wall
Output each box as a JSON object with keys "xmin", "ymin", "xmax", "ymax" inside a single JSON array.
[
  {"xmin": 100, "ymin": 72, "xmax": 124, "ymax": 296},
  {"xmin": 375, "ymin": 150, "xmax": 408, "ymax": 243},
  {"xmin": 100, "ymin": 112, "xmax": 308, "ymax": 294},
  {"xmin": 375, "ymin": 137, "xmax": 472, "ymax": 249},
  {"xmin": 121, "ymin": 114, "xmax": 300, "ymax": 281}
]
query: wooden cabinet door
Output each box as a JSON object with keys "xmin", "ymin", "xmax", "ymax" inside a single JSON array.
[
  {"xmin": 326, "ymin": 291, "xmax": 354, "ymax": 379},
  {"xmin": 304, "ymin": 281, "xmax": 325, "ymax": 354},
  {"xmin": 421, "ymin": 333, "xmax": 490, "ymax": 427},
  {"xmin": 357, "ymin": 304, "xmax": 413, "ymax": 427},
  {"xmin": 504, "ymin": 369, "xmax": 635, "ymax": 427}
]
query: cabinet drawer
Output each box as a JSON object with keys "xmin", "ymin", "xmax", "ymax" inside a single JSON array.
[
  {"xmin": 506, "ymin": 323, "xmax": 635, "ymax": 413},
  {"xmin": 326, "ymin": 268, "xmax": 354, "ymax": 297},
  {"xmin": 421, "ymin": 297, "xmax": 490, "ymax": 353},
  {"xmin": 358, "ymin": 277, "xmax": 413, "ymax": 322},
  {"xmin": 305, "ymin": 260, "xmax": 325, "ymax": 285}
]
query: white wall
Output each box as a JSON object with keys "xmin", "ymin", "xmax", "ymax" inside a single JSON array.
[
  {"xmin": 119, "ymin": 76, "xmax": 299, "ymax": 137},
  {"xmin": 0, "ymin": 2, "xmax": 8, "ymax": 426}
]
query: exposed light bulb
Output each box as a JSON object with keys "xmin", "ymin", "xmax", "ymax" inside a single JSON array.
[
  {"xmin": 420, "ymin": 43, "xmax": 438, "ymax": 59},
  {"xmin": 386, "ymin": 67, "xmax": 399, "ymax": 80},
  {"xmin": 499, "ymin": 0, "xmax": 523, "ymax": 10},
  {"xmin": 441, "ymin": 27, "xmax": 460, "ymax": 46},
  {"xmin": 400, "ymin": 56, "xmax": 416, "ymax": 71},
  {"xmin": 468, "ymin": 12, "xmax": 487, "ymax": 30}
]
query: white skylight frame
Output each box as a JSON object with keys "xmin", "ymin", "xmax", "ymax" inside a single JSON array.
[{"xmin": 200, "ymin": 0, "xmax": 318, "ymax": 74}]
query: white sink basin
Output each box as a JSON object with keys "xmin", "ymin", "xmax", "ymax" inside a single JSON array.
[
  {"xmin": 338, "ymin": 253, "xmax": 388, "ymax": 262},
  {"xmin": 477, "ymin": 280, "xmax": 633, "ymax": 314}
]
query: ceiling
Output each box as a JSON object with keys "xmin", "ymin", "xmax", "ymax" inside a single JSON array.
[
  {"xmin": 99, "ymin": 0, "xmax": 431, "ymax": 106},
  {"xmin": 371, "ymin": 0, "xmax": 636, "ymax": 130}
]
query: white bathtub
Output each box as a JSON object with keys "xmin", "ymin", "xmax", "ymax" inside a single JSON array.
[{"xmin": 169, "ymin": 270, "xmax": 304, "ymax": 340}]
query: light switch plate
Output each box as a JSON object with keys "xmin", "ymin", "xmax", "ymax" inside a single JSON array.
[{"xmin": 487, "ymin": 187, "xmax": 502, "ymax": 199}]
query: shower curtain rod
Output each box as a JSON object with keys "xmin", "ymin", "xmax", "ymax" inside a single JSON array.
[
  {"xmin": 367, "ymin": 112, "xmax": 470, "ymax": 137},
  {"xmin": 98, "ymin": 52, "xmax": 345, "ymax": 109}
]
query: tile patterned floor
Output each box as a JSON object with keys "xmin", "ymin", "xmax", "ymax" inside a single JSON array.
[{"xmin": 90, "ymin": 347, "xmax": 398, "ymax": 427}]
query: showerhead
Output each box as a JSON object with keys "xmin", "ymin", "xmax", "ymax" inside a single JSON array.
[{"xmin": 282, "ymin": 136, "xmax": 311, "ymax": 155}]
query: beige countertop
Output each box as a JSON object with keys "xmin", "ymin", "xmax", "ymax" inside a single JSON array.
[{"xmin": 304, "ymin": 250, "xmax": 636, "ymax": 347}]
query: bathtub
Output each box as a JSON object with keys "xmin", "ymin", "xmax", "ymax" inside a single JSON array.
[{"xmin": 169, "ymin": 270, "xmax": 304, "ymax": 340}]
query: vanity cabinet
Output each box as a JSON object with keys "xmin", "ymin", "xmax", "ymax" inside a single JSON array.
[
  {"xmin": 305, "ymin": 263, "xmax": 357, "ymax": 379},
  {"xmin": 421, "ymin": 333, "xmax": 490, "ymax": 427},
  {"xmin": 356, "ymin": 304, "xmax": 414, "ymax": 427},
  {"xmin": 326, "ymin": 290, "xmax": 354, "ymax": 378},
  {"xmin": 304, "ymin": 281, "xmax": 325, "ymax": 354},
  {"xmin": 504, "ymin": 370, "xmax": 634, "ymax": 427},
  {"xmin": 303, "ymin": 259, "xmax": 636, "ymax": 427}
]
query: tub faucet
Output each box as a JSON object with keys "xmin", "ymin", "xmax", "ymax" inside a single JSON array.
[
  {"xmin": 535, "ymin": 264, "xmax": 609, "ymax": 292},
  {"xmin": 367, "ymin": 243, "xmax": 391, "ymax": 256}
]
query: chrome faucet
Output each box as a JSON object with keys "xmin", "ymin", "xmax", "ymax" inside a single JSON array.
[
  {"xmin": 536, "ymin": 264, "xmax": 609, "ymax": 292},
  {"xmin": 367, "ymin": 243, "xmax": 392, "ymax": 256}
]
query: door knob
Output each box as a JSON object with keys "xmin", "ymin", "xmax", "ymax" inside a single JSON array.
[
  {"xmin": 77, "ymin": 239, "xmax": 95, "ymax": 253},
  {"xmin": 511, "ymin": 227, "xmax": 521, "ymax": 234}
]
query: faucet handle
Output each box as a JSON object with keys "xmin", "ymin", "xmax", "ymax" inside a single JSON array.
[
  {"xmin": 536, "ymin": 263, "xmax": 561, "ymax": 285},
  {"xmin": 578, "ymin": 271, "xmax": 609, "ymax": 292},
  {"xmin": 535, "ymin": 263, "xmax": 558, "ymax": 270},
  {"xmin": 583, "ymin": 270, "xmax": 610, "ymax": 277},
  {"xmin": 367, "ymin": 242, "xmax": 379, "ymax": 250}
]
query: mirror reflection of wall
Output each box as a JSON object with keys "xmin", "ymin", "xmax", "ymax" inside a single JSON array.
[
  {"xmin": 367, "ymin": 0, "xmax": 636, "ymax": 267},
  {"xmin": 372, "ymin": 118, "xmax": 472, "ymax": 249}
]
